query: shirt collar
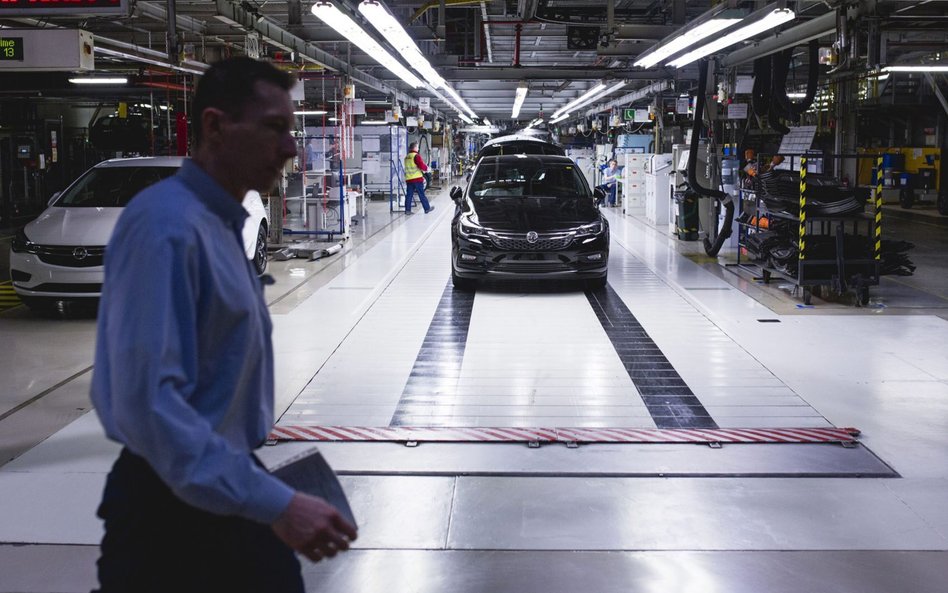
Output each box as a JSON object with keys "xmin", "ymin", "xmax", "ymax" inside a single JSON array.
[{"xmin": 178, "ymin": 159, "xmax": 249, "ymax": 225}]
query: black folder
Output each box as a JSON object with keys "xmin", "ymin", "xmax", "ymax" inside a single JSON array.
[{"xmin": 270, "ymin": 447, "xmax": 357, "ymax": 528}]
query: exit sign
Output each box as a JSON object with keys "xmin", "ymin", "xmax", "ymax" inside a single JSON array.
[{"xmin": 0, "ymin": 37, "xmax": 23, "ymax": 61}]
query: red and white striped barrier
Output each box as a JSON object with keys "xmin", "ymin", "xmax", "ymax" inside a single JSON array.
[{"xmin": 269, "ymin": 425, "xmax": 860, "ymax": 444}]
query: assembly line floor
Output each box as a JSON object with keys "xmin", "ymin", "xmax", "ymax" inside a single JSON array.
[{"xmin": 2, "ymin": 185, "xmax": 948, "ymax": 592}]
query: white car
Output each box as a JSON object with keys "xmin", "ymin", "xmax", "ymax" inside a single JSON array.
[{"xmin": 9, "ymin": 157, "xmax": 270, "ymax": 313}]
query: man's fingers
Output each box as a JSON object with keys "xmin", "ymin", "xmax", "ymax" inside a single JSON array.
[
  {"xmin": 300, "ymin": 548, "xmax": 323, "ymax": 563},
  {"xmin": 332, "ymin": 514, "xmax": 358, "ymax": 540}
]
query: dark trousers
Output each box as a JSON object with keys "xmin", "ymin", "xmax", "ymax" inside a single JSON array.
[
  {"xmin": 93, "ymin": 448, "xmax": 304, "ymax": 593},
  {"xmin": 405, "ymin": 180, "xmax": 431, "ymax": 213}
]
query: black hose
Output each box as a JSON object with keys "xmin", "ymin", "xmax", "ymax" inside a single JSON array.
[
  {"xmin": 686, "ymin": 59, "xmax": 734, "ymax": 257},
  {"xmin": 751, "ymin": 56, "xmax": 772, "ymax": 118}
]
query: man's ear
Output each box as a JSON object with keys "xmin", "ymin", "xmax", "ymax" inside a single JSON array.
[{"xmin": 200, "ymin": 107, "xmax": 227, "ymax": 146}]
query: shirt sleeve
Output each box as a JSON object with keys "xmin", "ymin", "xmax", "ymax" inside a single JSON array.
[
  {"xmin": 92, "ymin": 210, "xmax": 293, "ymax": 524},
  {"xmin": 414, "ymin": 153, "xmax": 429, "ymax": 172}
]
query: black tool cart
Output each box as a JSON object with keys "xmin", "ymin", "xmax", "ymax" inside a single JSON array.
[{"xmin": 736, "ymin": 155, "xmax": 884, "ymax": 306}]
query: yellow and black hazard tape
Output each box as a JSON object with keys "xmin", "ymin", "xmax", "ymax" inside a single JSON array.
[
  {"xmin": 0, "ymin": 282, "xmax": 21, "ymax": 312},
  {"xmin": 874, "ymin": 155, "xmax": 883, "ymax": 260},
  {"xmin": 798, "ymin": 156, "xmax": 807, "ymax": 260}
]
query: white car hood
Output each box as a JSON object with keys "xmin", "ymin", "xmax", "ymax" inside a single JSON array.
[{"xmin": 26, "ymin": 207, "xmax": 122, "ymax": 247}]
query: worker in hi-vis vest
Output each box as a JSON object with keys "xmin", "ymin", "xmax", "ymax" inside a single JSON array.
[{"xmin": 404, "ymin": 142, "xmax": 434, "ymax": 214}]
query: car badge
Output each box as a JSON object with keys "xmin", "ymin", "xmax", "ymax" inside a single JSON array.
[
  {"xmin": 526, "ymin": 231, "xmax": 539, "ymax": 244},
  {"xmin": 73, "ymin": 247, "xmax": 88, "ymax": 261}
]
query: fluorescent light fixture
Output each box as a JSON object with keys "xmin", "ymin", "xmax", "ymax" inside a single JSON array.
[
  {"xmin": 572, "ymin": 80, "xmax": 627, "ymax": 114},
  {"xmin": 786, "ymin": 93, "xmax": 807, "ymax": 99},
  {"xmin": 311, "ymin": 1, "xmax": 424, "ymax": 88},
  {"xmin": 634, "ymin": 18, "xmax": 741, "ymax": 68},
  {"xmin": 483, "ymin": 119, "xmax": 492, "ymax": 126},
  {"xmin": 883, "ymin": 65, "xmax": 948, "ymax": 72},
  {"xmin": 68, "ymin": 77, "xmax": 128, "ymax": 85},
  {"xmin": 549, "ymin": 113, "xmax": 568, "ymax": 124},
  {"xmin": 668, "ymin": 8, "xmax": 795, "ymax": 68},
  {"xmin": 443, "ymin": 84, "xmax": 478, "ymax": 119},
  {"xmin": 458, "ymin": 113, "xmax": 474, "ymax": 124},
  {"xmin": 358, "ymin": 0, "xmax": 447, "ymax": 89},
  {"xmin": 361, "ymin": 120, "xmax": 388, "ymax": 125},
  {"xmin": 512, "ymin": 83, "xmax": 528, "ymax": 118},
  {"xmin": 553, "ymin": 82, "xmax": 606, "ymax": 118},
  {"xmin": 294, "ymin": 110, "xmax": 329, "ymax": 115}
]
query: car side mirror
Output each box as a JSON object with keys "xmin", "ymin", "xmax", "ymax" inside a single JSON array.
[
  {"xmin": 450, "ymin": 186, "xmax": 463, "ymax": 203},
  {"xmin": 593, "ymin": 187, "xmax": 606, "ymax": 204},
  {"xmin": 47, "ymin": 191, "xmax": 61, "ymax": 206}
]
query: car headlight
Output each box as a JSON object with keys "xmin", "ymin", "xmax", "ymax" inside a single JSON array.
[
  {"xmin": 458, "ymin": 216, "xmax": 489, "ymax": 242},
  {"xmin": 11, "ymin": 227, "xmax": 39, "ymax": 254},
  {"xmin": 574, "ymin": 220, "xmax": 605, "ymax": 238}
]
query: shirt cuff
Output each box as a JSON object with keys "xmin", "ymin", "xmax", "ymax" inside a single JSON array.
[{"xmin": 242, "ymin": 470, "xmax": 296, "ymax": 524}]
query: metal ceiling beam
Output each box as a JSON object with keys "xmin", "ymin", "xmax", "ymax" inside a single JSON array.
[
  {"xmin": 436, "ymin": 67, "xmax": 664, "ymax": 80},
  {"xmin": 213, "ymin": 0, "xmax": 418, "ymax": 106},
  {"xmin": 614, "ymin": 25, "xmax": 676, "ymax": 41}
]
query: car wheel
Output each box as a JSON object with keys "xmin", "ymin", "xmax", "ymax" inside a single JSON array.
[
  {"xmin": 452, "ymin": 270, "xmax": 475, "ymax": 291},
  {"xmin": 253, "ymin": 222, "xmax": 268, "ymax": 275}
]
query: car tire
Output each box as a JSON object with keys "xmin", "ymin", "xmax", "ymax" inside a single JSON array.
[
  {"xmin": 452, "ymin": 270, "xmax": 475, "ymax": 291},
  {"xmin": 253, "ymin": 222, "xmax": 268, "ymax": 276}
]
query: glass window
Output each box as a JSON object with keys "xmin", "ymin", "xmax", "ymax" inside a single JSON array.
[
  {"xmin": 55, "ymin": 166, "xmax": 179, "ymax": 208},
  {"xmin": 470, "ymin": 159, "xmax": 588, "ymax": 199}
]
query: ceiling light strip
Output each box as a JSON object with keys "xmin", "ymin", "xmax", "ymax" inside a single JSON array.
[
  {"xmin": 634, "ymin": 18, "xmax": 741, "ymax": 68},
  {"xmin": 311, "ymin": 1, "xmax": 424, "ymax": 88},
  {"xmin": 511, "ymin": 84, "xmax": 528, "ymax": 119},
  {"xmin": 668, "ymin": 7, "xmax": 795, "ymax": 68}
]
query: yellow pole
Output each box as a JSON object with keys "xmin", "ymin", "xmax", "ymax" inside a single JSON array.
[
  {"xmin": 874, "ymin": 156, "xmax": 883, "ymax": 260},
  {"xmin": 799, "ymin": 157, "xmax": 807, "ymax": 261}
]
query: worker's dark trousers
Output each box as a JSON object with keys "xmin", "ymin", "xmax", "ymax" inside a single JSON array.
[{"xmin": 93, "ymin": 448, "xmax": 304, "ymax": 593}]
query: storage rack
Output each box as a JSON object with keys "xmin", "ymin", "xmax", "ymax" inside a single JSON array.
[{"xmin": 736, "ymin": 155, "xmax": 883, "ymax": 305}]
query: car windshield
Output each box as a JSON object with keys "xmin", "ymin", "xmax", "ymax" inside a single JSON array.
[
  {"xmin": 55, "ymin": 166, "xmax": 178, "ymax": 208},
  {"xmin": 470, "ymin": 159, "xmax": 589, "ymax": 199}
]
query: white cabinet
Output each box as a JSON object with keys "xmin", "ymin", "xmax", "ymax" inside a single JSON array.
[
  {"xmin": 645, "ymin": 153, "xmax": 673, "ymax": 228},
  {"xmin": 622, "ymin": 153, "xmax": 649, "ymax": 215}
]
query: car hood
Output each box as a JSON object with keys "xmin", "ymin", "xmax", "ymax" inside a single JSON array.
[
  {"xmin": 25, "ymin": 207, "xmax": 122, "ymax": 246},
  {"xmin": 467, "ymin": 196, "xmax": 599, "ymax": 232}
]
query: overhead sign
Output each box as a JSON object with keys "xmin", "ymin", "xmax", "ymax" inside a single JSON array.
[
  {"xmin": 0, "ymin": 0, "xmax": 127, "ymax": 16},
  {"xmin": 0, "ymin": 37, "xmax": 23, "ymax": 61},
  {"xmin": 419, "ymin": 97, "xmax": 431, "ymax": 111},
  {"xmin": 0, "ymin": 29, "xmax": 95, "ymax": 72}
]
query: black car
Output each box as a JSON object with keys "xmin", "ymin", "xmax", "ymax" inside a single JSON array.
[{"xmin": 450, "ymin": 154, "xmax": 609, "ymax": 290}]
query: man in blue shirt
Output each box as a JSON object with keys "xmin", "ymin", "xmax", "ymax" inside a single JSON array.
[
  {"xmin": 601, "ymin": 159, "xmax": 620, "ymax": 207},
  {"xmin": 90, "ymin": 57, "xmax": 357, "ymax": 593}
]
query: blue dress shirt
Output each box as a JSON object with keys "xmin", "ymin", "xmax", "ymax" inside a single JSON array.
[{"xmin": 91, "ymin": 159, "xmax": 293, "ymax": 524}]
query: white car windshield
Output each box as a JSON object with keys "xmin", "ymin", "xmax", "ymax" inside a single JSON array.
[{"xmin": 55, "ymin": 166, "xmax": 178, "ymax": 208}]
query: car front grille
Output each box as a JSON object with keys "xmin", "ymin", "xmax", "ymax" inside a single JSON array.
[
  {"xmin": 34, "ymin": 245, "xmax": 106, "ymax": 268},
  {"xmin": 489, "ymin": 233, "xmax": 573, "ymax": 251}
]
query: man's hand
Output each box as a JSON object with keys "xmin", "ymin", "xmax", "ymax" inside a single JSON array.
[{"xmin": 272, "ymin": 492, "xmax": 358, "ymax": 563}]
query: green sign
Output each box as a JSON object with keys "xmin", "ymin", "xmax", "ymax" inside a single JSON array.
[
  {"xmin": 0, "ymin": 37, "xmax": 23, "ymax": 61},
  {"xmin": 623, "ymin": 108, "xmax": 636, "ymax": 121}
]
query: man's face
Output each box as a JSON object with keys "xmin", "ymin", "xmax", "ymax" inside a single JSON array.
[{"xmin": 218, "ymin": 80, "xmax": 297, "ymax": 193}]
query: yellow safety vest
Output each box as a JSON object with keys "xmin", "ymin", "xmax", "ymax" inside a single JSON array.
[{"xmin": 404, "ymin": 151, "xmax": 424, "ymax": 182}]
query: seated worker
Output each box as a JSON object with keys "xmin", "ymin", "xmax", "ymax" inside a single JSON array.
[{"xmin": 598, "ymin": 159, "xmax": 620, "ymax": 206}]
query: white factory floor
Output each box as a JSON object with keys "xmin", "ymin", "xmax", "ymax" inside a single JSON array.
[{"xmin": 2, "ymin": 184, "xmax": 948, "ymax": 592}]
